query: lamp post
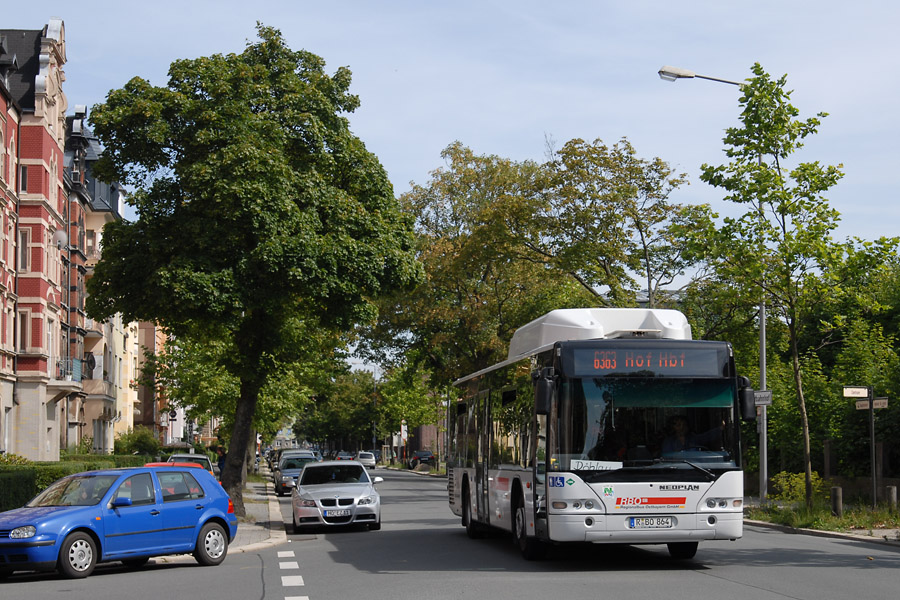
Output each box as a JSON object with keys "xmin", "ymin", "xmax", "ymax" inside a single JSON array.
[{"xmin": 658, "ymin": 65, "xmax": 768, "ymax": 502}]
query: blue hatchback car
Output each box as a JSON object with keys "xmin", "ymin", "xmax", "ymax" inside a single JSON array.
[{"xmin": 0, "ymin": 465, "xmax": 238, "ymax": 579}]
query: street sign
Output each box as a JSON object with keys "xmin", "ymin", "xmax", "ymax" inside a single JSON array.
[
  {"xmin": 843, "ymin": 386, "xmax": 869, "ymax": 398},
  {"xmin": 754, "ymin": 390, "xmax": 773, "ymax": 406},
  {"xmin": 855, "ymin": 398, "xmax": 888, "ymax": 410}
]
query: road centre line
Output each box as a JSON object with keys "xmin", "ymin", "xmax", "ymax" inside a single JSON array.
[
  {"xmin": 281, "ymin": 575, "xmax": 306, "ymax": 586},
  {"xmin": 278, "ymin": 551, "xmax": 295, "ymax": 558},
  {"xmin": 280, "ymin": 561, "xmax": 300, "ymax": 569}
]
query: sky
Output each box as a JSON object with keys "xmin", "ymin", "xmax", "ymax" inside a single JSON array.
[{"xmin": 4, "ymin": 1, "xmax": 899, "ymax": 242}]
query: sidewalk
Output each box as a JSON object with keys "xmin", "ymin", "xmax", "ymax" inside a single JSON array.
[
  {"xmin": 743, "ymin": 496, "xmax": 900, "ymax": 548},
  {"xmin": 230, "ymin": 465, "xmax": 286, "ymax": 553}
]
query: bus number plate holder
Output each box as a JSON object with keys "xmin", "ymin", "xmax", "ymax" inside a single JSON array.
[{"xmin": 629, "ymin": 516, "xmax": 673, "ymax": 529}]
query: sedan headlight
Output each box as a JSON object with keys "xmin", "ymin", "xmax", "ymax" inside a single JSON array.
[
  {"xmin": 281, "ymin": 476, "xmax": 294, "ymax": 483},
  {"xmin": 298, "ymin": 499, "xmax": 316, "ymax": 507},
  {"xmin": 10, "ymin": 525, "xmax": 36, "ymax": 539},
  {"xmin": 358, "ymin": 495, "xmax": 377, "ymax": 506}
]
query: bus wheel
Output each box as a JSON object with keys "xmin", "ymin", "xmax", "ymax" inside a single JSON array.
[
  {"xmin": 667, "ymin": 542, "xmax": 698, "ymax": 559},
  {"xmin": 463, "ymin": 485, "xmax": 483, "ymax": 539},
  {"xmin": 514, "ymin": 503, "xmax": 547, "ymax": 560}
]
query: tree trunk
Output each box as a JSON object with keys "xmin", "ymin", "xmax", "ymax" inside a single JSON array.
[
  {"xmin": 790, "ymin": 322, "xmax": 815, "ymax": 510},
  {"xmin": 220, "ymin": 378, "xmax": 260, "ymax": 517}
]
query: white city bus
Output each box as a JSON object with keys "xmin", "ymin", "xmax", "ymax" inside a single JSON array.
[{"xmin": 447, "ymin": 308, "xmax": 757, "ymax": 560}]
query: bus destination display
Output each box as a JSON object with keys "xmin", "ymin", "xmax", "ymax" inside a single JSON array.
[{"xmin": 570, "ymin": 346, "xmax": 725, "ymax": 377}]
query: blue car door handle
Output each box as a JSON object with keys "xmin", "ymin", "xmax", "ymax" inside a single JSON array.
[
  {"xmin": 195, "ymin": 504, "xmax": 205, "ymax": 510},
  {"xmin": 150, "ymin": 510, "xmax": 160, "ymax": 516}
]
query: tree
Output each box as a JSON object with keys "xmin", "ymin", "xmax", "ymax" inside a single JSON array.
[
  {"xmin": 357, "ymin": 142, "xmax": 594, "ymax": 385},
  {"xmin": 86, "ymin": 25, "xmax": 420, "ymax": 514},
  {"xmin": 696, "ymin": 63, "xmax": 898, "ymax": 507}
]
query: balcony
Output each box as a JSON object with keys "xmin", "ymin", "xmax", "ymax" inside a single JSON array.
[
  {"xmin": 55, "ymin": 358, "xmax": 83, "ymax": 382},
  {"xmin": 48, "ymin": 358, "xmax": 83, "ymax": 402},
  {"xmin": 83, "ymin": 378, "xmax": 116, "ymax": 399}
]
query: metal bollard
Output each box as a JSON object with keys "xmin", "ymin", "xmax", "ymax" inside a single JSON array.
[
  {"xmin": 831, "ymin": 486, "xmax": 843, "ymax": 518},
  {"xmin": 887, "ymin": 486, "xmax": 898, "ymax": 512}
]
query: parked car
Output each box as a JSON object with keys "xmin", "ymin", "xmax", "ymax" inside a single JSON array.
[
  {"xmin": 0, "ymin": 465, "xmax": 237, "ymax": 579},
  {"xmin": 355, "ymin": 451, "xmax": 376, "ymax": 469},
  {"xmin": 335, "ymin": 451, "xmax": 354, "ymax": 461},
  {"xmin": 273, "ymin": 454, "xmax": 318, "ymax": 496},
  {"xmin": 290, "ymin": 460, "xmax": 383, "ymax": 532},
  {"xmin": 408, "ymin": 450, "xmax": 435, "ymax": 469},
  {"xmin": 167, "ymin": 453, "xmax": 216, "ymax": 477}
]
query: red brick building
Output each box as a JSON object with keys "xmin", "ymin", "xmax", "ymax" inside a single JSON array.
[{"xmin": 0, "ymin": 19, "xmax": 78, "ymax": 460}]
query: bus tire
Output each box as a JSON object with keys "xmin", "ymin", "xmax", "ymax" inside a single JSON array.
[
  {"xmin": 667, "ymin": 542, "xmax": 698, "ymax": 559},
  {"xmin": 514, "ymin": 501, "xmax": 547, "ymax": 560},
  {"xmin": 462, "ymin": 483, "xmax": 483, "ymax": 539}
]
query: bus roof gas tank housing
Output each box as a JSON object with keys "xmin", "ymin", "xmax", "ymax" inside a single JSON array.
[{"xmin": 508, "ymin": 308, "xmax": 692, "ymax": 360}]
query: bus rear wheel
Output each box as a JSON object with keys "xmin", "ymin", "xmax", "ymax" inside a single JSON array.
[
  {"xmin": 462, "ymin": 483, "xmax": 483, "ymax": 539},
  {"xmin": 667, "ymin": 542, "xmax": 698, "ymax": 559}
]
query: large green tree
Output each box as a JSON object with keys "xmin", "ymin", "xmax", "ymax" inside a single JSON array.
[
  {"xmin": 695, "ymin": 63, "xmax": 898, "ymax": 507},
  {"xmin": 357, "ymin": 142, "xmax": 594, "ymax": 385},
  {"xmin": 86, "ymin": 25, "xmax": 420, "ymax": 513}
]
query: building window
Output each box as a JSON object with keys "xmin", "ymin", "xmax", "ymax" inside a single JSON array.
[
  {"xmin": 8, "ymin": 140, "xmax": 13, "ymax": 191},
  {"xmin": 19, "ymin": 165, "xmax": 26, "ymax": 194},
  {"xmin": 17, "ymin": 310, "xmax": 28, "ymax": 352},
  {"xmin": 17, "ymin": 229, "xmax": 28, "ymax": 272},
  {"xmin": 0, "ymin": 129, "xmax": 5, "ymax": 182}
]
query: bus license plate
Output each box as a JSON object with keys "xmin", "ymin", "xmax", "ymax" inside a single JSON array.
[
  {"xmin": 324, "ymin": 509, "xmax": 351, "ymax": 517},
  {"xmin": 630, "ymin": 516, "xmax": 672, "ymax": 529}
]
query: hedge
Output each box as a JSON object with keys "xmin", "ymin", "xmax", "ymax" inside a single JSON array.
[{"xmin": 0, "ymin": 455, "xmax": 153, "ymax": 512}]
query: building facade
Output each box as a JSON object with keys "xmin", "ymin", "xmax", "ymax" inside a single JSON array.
[{"xmin": 0, "ymin": 19, "xmax": 138, "ymax": 460}]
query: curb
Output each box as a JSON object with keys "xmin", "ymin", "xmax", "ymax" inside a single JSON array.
[
  {"xmin": 231, "ymin": 481, "xmax": 287, "ymax": 553},
  {"xmin": 745, "ymin": 519, "xmax": 900, "ymax": 547}
]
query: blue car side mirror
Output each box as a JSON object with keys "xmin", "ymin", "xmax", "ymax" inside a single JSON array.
[{"xmin": 112, "ymin": 497, "xmax": 133, "ymax": 508}]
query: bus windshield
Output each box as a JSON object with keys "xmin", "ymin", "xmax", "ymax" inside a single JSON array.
[{"xmin": 552, "ymin": 376, "xmax": 738, "ymax": 477}]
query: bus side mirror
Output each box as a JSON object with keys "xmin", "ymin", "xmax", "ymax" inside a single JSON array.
[
  {"xmin": 534, "ymin": 367, "xmax": 555, "ymax": 416},
  {"xmin": 739, "ymin": 386, "xmax": 757, "ymax": 421}
]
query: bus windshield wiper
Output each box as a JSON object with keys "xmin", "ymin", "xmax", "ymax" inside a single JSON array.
[{"xmin": 658, "ymin": 458, "xmax": 715, "ymax": 480}]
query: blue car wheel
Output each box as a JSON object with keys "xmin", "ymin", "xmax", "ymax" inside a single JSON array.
[
  {"xmin": 194, "ymin": 522, "xmax": 228, "ymax": 566},
  {"xmin": 58, "ymin": 531, "xmax": 97, "ymax": 578}
]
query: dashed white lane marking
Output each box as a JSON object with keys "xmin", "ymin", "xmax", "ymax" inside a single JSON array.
[
  {"xmin": 284, "ymin": 597, "xmax": 309, "ymax": 600},
  {"xmin": 281, "ymin": 575, "xmax": 305, "ymax": 586},
  {"xmin": 280, "ymin": 561, "xmax": 300, "ymax": 569},
  {"xmin": 278, "ymin": 550, "xmax": 295, "ymax": 558}
]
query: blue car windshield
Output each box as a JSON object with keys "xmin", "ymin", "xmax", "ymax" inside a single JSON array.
[{"xmin": 28, "ymin": 475, "xmax": 120, "ymax": 507}]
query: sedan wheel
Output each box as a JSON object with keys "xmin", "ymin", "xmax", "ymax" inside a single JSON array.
[
  {"xmin": 194, "ymin": 522, "xmax": 228, "ymax": 566},
  {"xmin": 58, "ymin": 532, "xmax": 97, "ymax": 578}
]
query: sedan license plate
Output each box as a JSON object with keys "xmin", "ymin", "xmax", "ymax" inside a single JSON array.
[
  {"xmin": 629, "ymin": 516, "xmax": 673, "ymax": 529},
  {"xmin": 324, "ymin": 509, "xmax": 351, "ymax": 517}
]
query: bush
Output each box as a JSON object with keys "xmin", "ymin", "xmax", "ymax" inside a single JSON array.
[
  {"xmin": 0, "ymin": 469, "xmax": 36, "ymax": 510},
  {"xmin": 114, "ymin": 426, "xmax": 161, "ymax": 455},
  {"xmin": 0, "ymin": 452, "xmax": 31, "ymax": 465},
  {"xmin": 770, "ymin": 471, "xmax": 827, "ymax": 503}
]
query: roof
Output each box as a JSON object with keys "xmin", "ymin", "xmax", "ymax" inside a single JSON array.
[
  {"xmin": 454, "ymin": 307, "xmax": 692, "ymax": 386},
  {"xmin": 0, "ymin": 28, "xmax": 41, "ymax": 108},
  {"xmin": 507, "ymin": 307, "xmax": 691, "ymax": 360}
]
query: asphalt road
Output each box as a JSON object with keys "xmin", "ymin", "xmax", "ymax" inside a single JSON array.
[{"xmin": 5, "ymin": 468, "xmax": 900, "ymax": 600}]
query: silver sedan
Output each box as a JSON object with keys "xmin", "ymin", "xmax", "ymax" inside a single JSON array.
[{"xmin": 289, "ymin": 461, "xmax": 383, "ymax": 531}]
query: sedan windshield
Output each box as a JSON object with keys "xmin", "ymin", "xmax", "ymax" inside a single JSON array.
[
  {"xmin": 28, "ymin": 475, "xmax": 120, "ymax": 507},
  {"xmin": 300, "ymin": 465, "xmax": 368, "ymax": 485}
]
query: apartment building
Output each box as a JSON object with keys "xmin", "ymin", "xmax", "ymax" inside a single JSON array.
[
  {"xmin": 0, "ymin": 18, "xmax": 139, "ymax": 460},
  {"xmin": 0, "ymin": 32, "xmax": 20, "ymax": 455}
]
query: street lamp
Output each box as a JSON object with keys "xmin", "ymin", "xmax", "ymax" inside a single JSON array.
[{"xmin": 658, "ymin": 65, "xmax": 769, "ymax": 502}]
